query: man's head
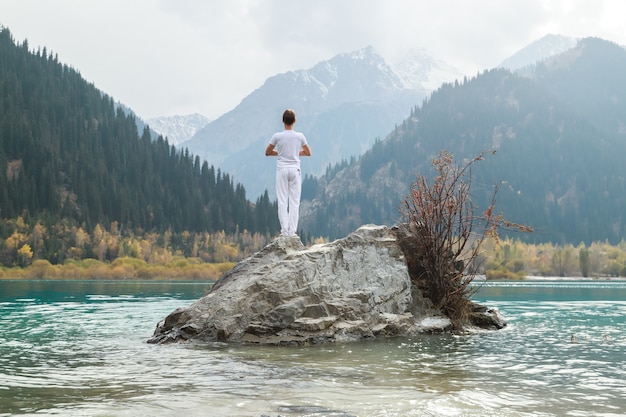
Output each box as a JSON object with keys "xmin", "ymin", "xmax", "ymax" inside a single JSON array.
[{"xmin": 282, "ymin": 109, "xmax": 296, "ymax": 126}]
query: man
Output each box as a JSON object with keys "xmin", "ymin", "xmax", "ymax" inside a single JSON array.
[{"xmin": 265, "ymin": 109, "xmax": 311, "ymax": 237}]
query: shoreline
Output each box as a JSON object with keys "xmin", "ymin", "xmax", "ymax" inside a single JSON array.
[{"xmin": 475, "ymin": 274, "xmax": 626, "ymax": 282}]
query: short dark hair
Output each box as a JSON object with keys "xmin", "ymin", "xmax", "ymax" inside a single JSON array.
[{"xmin": 282, "ymin": 109, "xmax": 296, "ymax": 125}]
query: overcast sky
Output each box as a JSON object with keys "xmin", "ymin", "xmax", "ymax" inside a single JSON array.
[{"xmin": 2, "ymin": 1, "xmax": 625, "ymax": 120}]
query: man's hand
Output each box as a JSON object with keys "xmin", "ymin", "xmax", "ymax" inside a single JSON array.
[
  {"xmin": 265, "ymin": 144, "xmax": 278, "ymax": 156},
  {"xmin": 300, "ymin": 144, "xmax": 311, "ymax": 157}
]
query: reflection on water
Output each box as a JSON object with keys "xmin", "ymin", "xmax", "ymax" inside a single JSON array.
[{"xmin": 0, "ymin": 279, "xmax": 625, "ymax": 417}]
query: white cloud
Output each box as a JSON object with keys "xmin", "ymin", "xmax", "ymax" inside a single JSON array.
[{"xmin": 1, "ymin": 0, "xmax": 624, "ymax": 119}]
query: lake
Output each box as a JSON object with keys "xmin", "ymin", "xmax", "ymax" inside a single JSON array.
[{"xmin": 1, "ymin": 279, "xmax": 625, "ymax": 416}]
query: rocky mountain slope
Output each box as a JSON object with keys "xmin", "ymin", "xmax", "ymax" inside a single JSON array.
[
  {"xmin": 498, "ymin": 34, "xmax": 578, "ymax": 71},
  {"xmin": 180, "ymin": 46, "xmax": 462, "ymax": 199}
]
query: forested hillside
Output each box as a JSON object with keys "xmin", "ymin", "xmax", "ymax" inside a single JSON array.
[
  {"xmin": 0, "ymin": 28, "xmax": 278, "ymax": 266},
  {"xmin": 301, "ymin": 38, "xmax": 626, "ymax": 245}
]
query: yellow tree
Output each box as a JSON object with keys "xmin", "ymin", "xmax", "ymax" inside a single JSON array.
[
  {"xmin": 17, "ymin": 244, "xmax": 33, "ymax": 267},
  {"xmin": 31, "ymin": 222, "xmax": 47, "ymax": 258}
]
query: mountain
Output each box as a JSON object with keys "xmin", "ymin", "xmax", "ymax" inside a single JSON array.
[
  {"xmin": 300, "ymin": 37, "xmax": 626, "ymax": 245},
  {"xmin": 498, "ymin": 34, "xmax": 578, "ymax": 71},
  {"xmin": 0, "ymin": 27, "xmax": 279, "ymax": 263},
  {"xmin": 180, "ymin": 46, "xmax": 462, "ymax": 199},
  {"xmin": 392, "ymin": 47, "xmax": 465, "ymax": 91},
  {"xmin": 147, "ymin": 113, "xmax": 210, "ymax": 146}
]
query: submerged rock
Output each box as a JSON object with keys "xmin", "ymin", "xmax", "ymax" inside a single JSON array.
[
  {"xmin": 148, "ymin": 224, "xmax": 504, "ymax": 345},
  {"xmin": 469, "ymin": 303, "xmax": 507, "ymax": 330}
]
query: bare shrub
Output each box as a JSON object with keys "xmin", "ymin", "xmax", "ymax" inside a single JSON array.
[{"xmin": 396, "ymin": 150, "xmax": 532, "ymax": 329}]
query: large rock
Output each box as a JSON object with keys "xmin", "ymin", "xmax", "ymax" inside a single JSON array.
[{"xmin": 148, "ymin": 225, "xmax": 453, "ymax": 345}]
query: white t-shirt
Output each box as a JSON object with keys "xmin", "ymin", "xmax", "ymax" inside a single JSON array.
[{"xmin": 269, "ymin": 130, "xmax": 308, "ymax": 168}]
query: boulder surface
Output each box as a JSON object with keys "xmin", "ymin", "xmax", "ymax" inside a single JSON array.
[{"xmin": 148, "ymin": 225, "xmax": 491, "ymax": 345}]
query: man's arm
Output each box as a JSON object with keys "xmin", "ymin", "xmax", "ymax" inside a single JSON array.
[
  {"xmin": 265, "ymin": 143, "xmax": 278, "ymax": 156},
  {"xmin": 299, "ymin": 144, "xmax": 311, "ymax": 157}
]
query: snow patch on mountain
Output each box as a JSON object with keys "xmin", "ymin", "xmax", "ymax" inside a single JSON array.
[
  {"xmin": 392, "ymin": 47, "xmax": 466, "ymax": 91},
  {"xmin": 147, "ymin": 113, "xmax": 210, "ymax": 145}
]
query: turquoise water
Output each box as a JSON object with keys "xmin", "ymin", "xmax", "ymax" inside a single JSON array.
[{"xmin": 1, "ymin": 279, "xmax": 625, "ymax": 417}]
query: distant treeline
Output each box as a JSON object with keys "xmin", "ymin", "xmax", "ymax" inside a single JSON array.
[
  {"xmin": 481, "ymin": 237, "xmax": 626, "ymax": 279},
  {"xmin": 0, "ymin": 215, "xmax": 271, "ymax": 269}
]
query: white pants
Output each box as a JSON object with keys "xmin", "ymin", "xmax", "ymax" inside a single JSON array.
[{"xmin": 276, "ymin": 166, "xmax": 301, "ymax": 236}]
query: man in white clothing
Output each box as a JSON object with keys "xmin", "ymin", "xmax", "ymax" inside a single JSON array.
[{"xmin": 265, "ymin": 109, "xmax": 312, "ymax": 237}]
